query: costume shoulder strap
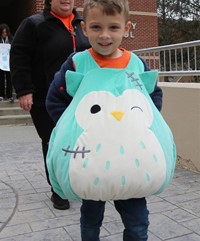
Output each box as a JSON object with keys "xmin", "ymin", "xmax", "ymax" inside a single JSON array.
[
  {"xmin": 126, "ymin": 52, "xmax": 145, "ymax": 73},
  {"xmin": 72, "ymin": 50, "xmax": 99, "ymax": 74}
]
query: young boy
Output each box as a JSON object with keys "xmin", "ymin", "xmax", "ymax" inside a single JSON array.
[{"xmin": 46, "ymin": 0, "xmax": 163, "ymax": 240}]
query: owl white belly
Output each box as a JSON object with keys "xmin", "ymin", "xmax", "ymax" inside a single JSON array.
[{"xmin": 68, "ymin": 125, "xmax": 166, "ymax": 201}]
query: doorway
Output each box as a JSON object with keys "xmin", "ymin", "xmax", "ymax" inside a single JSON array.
[{"xmin": 0, "ymin": 0, "xmax": 36, "ymax": 35}]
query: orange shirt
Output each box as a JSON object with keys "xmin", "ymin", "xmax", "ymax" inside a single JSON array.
[
  {"xmin": 50, "ymin": 11, "xmax": 75, "ymax": 33},
  {"xmin": 88, "ymin": 48, "xmax": 131, "ymax": 68},
  {"xmin": 50, "ymin": 11, "xmax": 76, "ymax": 52}
]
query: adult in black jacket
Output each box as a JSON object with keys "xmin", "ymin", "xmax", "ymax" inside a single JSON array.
[{"xmin": 10, "ymin": 0, "xmax": 90, "ymax": 210}]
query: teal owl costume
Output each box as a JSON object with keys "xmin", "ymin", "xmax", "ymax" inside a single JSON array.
[{"xmin": 46, "ymin": 50, "xmax": 176, "ymax": 201}]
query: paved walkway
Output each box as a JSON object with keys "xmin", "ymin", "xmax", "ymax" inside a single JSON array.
[{"xmin": 0, "ymin": 125, "xmax": 200, "ymax": 241}]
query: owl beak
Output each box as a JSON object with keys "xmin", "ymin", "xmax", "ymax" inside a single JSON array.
[{"xmin": 111, "ymin": 111, "xmax": 124, "ymax": 121}]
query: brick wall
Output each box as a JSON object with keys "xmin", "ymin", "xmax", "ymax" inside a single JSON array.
[
  {"xmin": 36, "ymin": 0, "xmax": 44, "ymax": 12},
  {"xmin": 36, "ymin": 0, "xmax": 158, "ymax": 50}
]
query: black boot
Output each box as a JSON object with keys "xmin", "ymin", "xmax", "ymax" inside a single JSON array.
[{"xmin": 51, "ymin": 192, "xmax": 70, "ymax": 210}]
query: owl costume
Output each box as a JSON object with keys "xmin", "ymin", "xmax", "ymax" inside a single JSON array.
[{"xmin": 46, "ymin": 50, "xmax": 176, "ymax": 201}]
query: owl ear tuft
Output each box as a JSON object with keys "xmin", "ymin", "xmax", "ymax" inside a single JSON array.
[
  {"xmin": 139, "ymin": 70, "xmax": 158, "ymax": 94},
  {"xmin": 65, "ymin": 71, "xmax": 84, "ymax": 96}
]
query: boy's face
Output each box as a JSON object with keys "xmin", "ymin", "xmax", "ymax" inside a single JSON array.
[{"xmin": 81, "ymin": 7, "xmax": 131, "ymax": 58}]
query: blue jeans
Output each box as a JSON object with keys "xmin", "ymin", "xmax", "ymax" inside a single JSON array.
[{"xmin": 80, "ymin": 198, "xmax": 149, "ymax": 241}]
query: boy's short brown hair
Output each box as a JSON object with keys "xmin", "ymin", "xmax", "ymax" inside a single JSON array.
[{"xmin": 83, "ymin": 0, "xmax": 130, "ymax": 23}]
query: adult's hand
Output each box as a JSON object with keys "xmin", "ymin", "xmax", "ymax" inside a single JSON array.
[{"xmin": 18, "ymin": 94, "xmax": 33, "ymax": 111}]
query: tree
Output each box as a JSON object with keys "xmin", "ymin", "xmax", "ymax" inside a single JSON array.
[
  {"xmin": 158, "ymin": 0, "xmax": 200, "ymax": 82},
  {"xmin": 158, "ymin": 0, "xmax": 200, "ymax": 45}
]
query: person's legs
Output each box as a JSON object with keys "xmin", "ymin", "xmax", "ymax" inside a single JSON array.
[
  {"xmin": 114, "ymin": 198, "xmax": 149, "ymax": 241},
  {"xmin": 80, "ymin": 200, "xmax": 105, "ymax": 241},
  {"xmin": 5, "ymin": 71, "xmax": 13, "ymax": 100},
  {"xmin": 0, "ymin": 70, "xmax": 5, "ymax": 98},
  {"xmin": 30, "ymin": 105, "xmax": 69, "ymax": 209},
  {"xmin": 30, "ymin": 105, "xmax": 55, "ymax": 184}
]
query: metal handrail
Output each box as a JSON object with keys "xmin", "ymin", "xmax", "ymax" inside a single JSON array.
[{"xmin": 133, "ymin": 40, "xmax": 200, "ymax": 79}]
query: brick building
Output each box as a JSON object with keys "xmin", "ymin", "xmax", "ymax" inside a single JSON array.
[{"xmin": 0, "ymin": 0, "xmax": 158, "ymax": 50}]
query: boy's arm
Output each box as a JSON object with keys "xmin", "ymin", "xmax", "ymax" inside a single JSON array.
[
  {"xmin": 150, "ymin": 86, "xmax": 163, "ymax": 111},
  {"xmin": 139, "ymin": 57, "xmax": 163, "ymax": 111},
  {"xmin": 46, "ymin": 53, "xmax": 75, "ymax": 123}
]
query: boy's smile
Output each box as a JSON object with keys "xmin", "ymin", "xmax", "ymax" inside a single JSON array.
[{"xmin": 81, "ymin": 7, "xmax": 131, "ymax": 58}]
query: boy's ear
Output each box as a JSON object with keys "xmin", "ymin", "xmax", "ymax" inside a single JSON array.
[
  {"xmin": 81, "ymin": 21, "xmax": 87, "ymax": 37},
  {"xmin": 124, "ymin": 21, "xmax": 131, "ymax": 35}
]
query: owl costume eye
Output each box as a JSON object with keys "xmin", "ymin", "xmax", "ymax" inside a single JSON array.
[
  {"xmin": 91, "ymin": 104, "xmax": 101, "ymax": 114},
  {"xmin": 46, "ymin": 50, "xmax": 176, "ymax": 201},
  {"xmin": 131, "ymin": 106, "xmax": 143, "ymax": 112}
]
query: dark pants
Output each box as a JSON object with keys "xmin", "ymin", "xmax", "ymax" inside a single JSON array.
[
  {"xmin": 30, "ymin": 105, "xmax": 55, "ymax": 186},
  {"xmin": 80, "ymin": 198, "xmax": 149, "ymax": 241},
  {"xmin": 0, "ymin": 69, "xmax": 13, "ymax": 98}
]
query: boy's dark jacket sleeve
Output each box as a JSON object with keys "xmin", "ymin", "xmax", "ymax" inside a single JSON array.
[
  {"xmin": 140, "ymin": 57, "xmax": 163, "ymax": 111},
  {"xmin": 46, "ymin": 53, "xmax": 75, "ymax": 123},
  {"xmin": 46, "ymin": 55, "xmax": 163, "ymax": 123}
]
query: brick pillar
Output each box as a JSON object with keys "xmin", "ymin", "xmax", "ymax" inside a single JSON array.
[
  {"xmin": 36, "ymin": 0, "xmax": 44, "ymax": 12},
  {"xmin": 126, "ymin": 1, "xmax": 158, "ymax": 50}
]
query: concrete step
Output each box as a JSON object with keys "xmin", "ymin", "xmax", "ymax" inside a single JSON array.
[
  {"xmin": 0, "ymin": 115, "xmax": 33, "ymax": 125},
  {"xmin": 0, "ymin": 106, "xmax": 28, "ymax": 116},
  {"xmin": 0, "ymin": 100, "xmax": 19, "ymax": 107},
  {"xmin": 0, "ymin": 99, "xmax": 33, "ymax": 126}
]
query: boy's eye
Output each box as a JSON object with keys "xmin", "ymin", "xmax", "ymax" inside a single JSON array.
[
  {"xmin": 90, "ymin": 25, "xmax": 100, "ymax": 30},
  {"xmin": 111, "ymin": 26, "xmax": 120, "ymax": 30}
]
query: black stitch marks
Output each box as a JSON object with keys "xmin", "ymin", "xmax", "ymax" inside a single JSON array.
[
  {"xmin": 62, "ymin": 146, "xmax": 91, "ymax": 159},
  {"xmin": 126, "ymin": 72, "xmax": 143, "ymax": 90}
]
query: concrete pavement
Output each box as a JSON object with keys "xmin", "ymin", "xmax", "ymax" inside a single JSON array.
[{"xmin": 0, "ymin": 125, "xmax": 200, "ymax": 241}]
